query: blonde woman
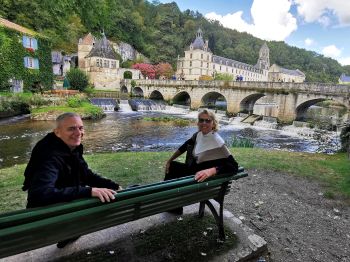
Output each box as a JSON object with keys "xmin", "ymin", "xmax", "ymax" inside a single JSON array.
[{"xmin": 164, "ymin": 110, "xmax": 238, "ymax": 214}]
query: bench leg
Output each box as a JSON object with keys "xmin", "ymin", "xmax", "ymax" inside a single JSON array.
[
  {"xmin": 199, "ymin": 200, "xmax": 225, "ymax": 241},
  {"xmin": 198, "ymin": 201, "xmax": 205, "ymax": 218}
]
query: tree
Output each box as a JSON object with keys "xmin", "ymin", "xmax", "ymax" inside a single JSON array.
[
  {"xmin": 66, "ymin": 68, "xmax": 89, "ymax": 91},
  {"xmin": 214, "ymin": 73, "xmax": 233, "ymax": 81},
  {"xmin": 155, "ymin": 62, "xmax": 173, "ymax": 79},
  {"xmin": 132, "ymin": 63, "xmax": 156, "ymax": 79}
]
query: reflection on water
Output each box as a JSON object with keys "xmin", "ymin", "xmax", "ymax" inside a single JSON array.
[{"xmin": 0, "ymin": 111, "xmax": 337, "ymax": 168}]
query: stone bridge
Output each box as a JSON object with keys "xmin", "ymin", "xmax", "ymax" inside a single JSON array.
[{"xmin": 120, "ymin": 79, "xmax": 350, "ymax": 123}]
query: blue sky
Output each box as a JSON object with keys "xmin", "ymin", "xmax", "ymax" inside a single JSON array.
[{"xmin": 159, "ymin": 0, "xmax": 350, "ymax": 66}]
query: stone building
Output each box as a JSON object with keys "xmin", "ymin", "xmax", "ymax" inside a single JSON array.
[
  {"xmin": 78, "ymin": 33, "xmax": 140, "ymax": 90},
  {"xmin": 176, "ymin": 28, "xmax": 270, "ymax": 81},
  {"xmin": 339, "ymin": 73, "xmax": 350, "ymax": 85},
  {"xmin": 52, "ymin": 51, "xmax": 76, "ymax": 76},
  {"xmin": 0, "ymin": 18, "xmax": 52, "ymax": 92},
  {"xmin": 268, "ymin": 64, "xmax": 305, "ymax": 83}
]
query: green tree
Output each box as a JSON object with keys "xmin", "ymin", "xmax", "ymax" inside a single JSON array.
[
  {"xmin": 214, "ymin": 73, "xmax": 233, "ymax": 81},
  {"xmin": 66, "ymin": 68, "xmax": 89, "ymax": 91}
]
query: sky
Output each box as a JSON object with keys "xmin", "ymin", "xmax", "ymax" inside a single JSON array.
[{"xmin": 159, "ymin": 0, "xmax": 350, "ymax": 66}]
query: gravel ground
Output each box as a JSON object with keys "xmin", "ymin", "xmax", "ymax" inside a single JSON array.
[{"xmin": 226, "ymin": 169, "xmax": 350, "ymax": 262}]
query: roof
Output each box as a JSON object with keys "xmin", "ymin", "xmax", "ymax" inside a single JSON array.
[
  {"xmin": 339, "ymin": 73, "xmax": 350, "ymax": 83},
  {"xmin": 270, "ymin": 64, "xmax": 305, "ymax": 76},
  {"xmin": 85, "ymin": 33, "xmax": 118, "ymax": 60},
  {"xmin": 79, "ymin": 33, "xmax": 95, "ymax": 45},
  {"xmin": 212, "ymin": 55, "xmax": 261, "ymax": 72},
  {"xmin": 0, "ymin": 17, "xmax": 37, "ymax": 36},
  {"xmin": 189, "ymin": 28, "xmax": 211, "ymax": 52}
]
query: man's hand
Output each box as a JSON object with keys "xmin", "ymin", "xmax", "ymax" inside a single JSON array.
[
  {"xmin": 194, "ymin": 167, "xmax": 217, "ymax": 182},
  {"xmin": 91, "ymin": 188, "xmax": 116, "ymax": 203}
]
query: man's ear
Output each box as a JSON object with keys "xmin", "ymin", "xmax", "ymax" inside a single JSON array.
[{"xmin": 54, "ymin": 128, "xmax": 60, "ymax": 137}]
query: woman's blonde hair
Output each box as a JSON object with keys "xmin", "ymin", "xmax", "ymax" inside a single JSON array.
[{"xmin": 198, "ymin": 109, "xmax": 219, "ymax": 132}]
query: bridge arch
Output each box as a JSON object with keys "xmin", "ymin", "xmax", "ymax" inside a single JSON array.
[
  {"xmin": 295, "ymin": 98, "xmax": 348, "ymax": 121},
  {"xmin": 120, "ymin": 85, "xmax": 128, "ymax": 93},
  {"xmin": 132, "ymin": 86, "xmax": 144, "ymax": 97},
  {"xmin": 240, "ymin": 93, "xmax": 265, "ymax": 114},
  {"xmin": 172, "ymin": 91, "xmax": 191, "ymax": 106},
  {"xmin": 149, "ymin": 90, "xmax": 164, "ymax": 100},
  {"xmin": 200, "ymin": 92, "xmax": 227, "ymax": 110}
]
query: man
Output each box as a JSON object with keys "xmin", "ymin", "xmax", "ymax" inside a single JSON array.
[{"xmin": 23, "ymin": 112, "xmax": 121, "ymax": 247}]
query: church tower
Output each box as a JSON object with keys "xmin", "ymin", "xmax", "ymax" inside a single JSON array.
[{"xmin": 256, "ymin": 42, "xmax": 270, "ymax": 70}]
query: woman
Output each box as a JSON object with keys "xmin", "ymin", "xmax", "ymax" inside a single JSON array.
[{"xmin": 165, "ymin": 109, "xmax": 239, "ymax": 189}]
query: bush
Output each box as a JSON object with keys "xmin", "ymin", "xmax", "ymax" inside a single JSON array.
[
  {"xmin": 67, "ymin": 96, "xmax": 85, "ymax": 108},
  {"xmin": 66, "ymin": 68, "xmax": 89, "ymax": 91}
]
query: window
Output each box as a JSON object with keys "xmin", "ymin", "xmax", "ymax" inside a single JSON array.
[
  {"xmin": 103, "ymin": 60, "xmax": 109, "ymax": 68},
  {"xmin": 22, "ymin": 36, "xmax": 38, "ymax": 50},
  {"xmin": 190, "ymin": 61, "xmax": 192, "ymax": 66},
  {"xmin": 190, "ymin": 54, "xmax": 193, "ymax": 59},
  {"xmin": 96, "ymin": 59, "xmax": 102, "ymax": 67},
  {"xmin": 24, "ymin": 57, "xmax": 39, "ymax": 69},
  {"xmin": 201, "ymin": 61, "xmax": 203, "ymax": 67},
  {"xmin": 201, "ymin": 54, "xmax": 203, "ymax": 59},
  {"xmin": 111, "ymin": 61, "xmax": 116, "ymax": 68},
  {"xmin": 207, "ymin": 55, "xmax": 209, "ymax": 60}
]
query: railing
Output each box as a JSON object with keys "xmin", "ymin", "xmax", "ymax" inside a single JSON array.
[{"xmin": 121, "ymin": 79, "xmax": 350, "ymax": 96}]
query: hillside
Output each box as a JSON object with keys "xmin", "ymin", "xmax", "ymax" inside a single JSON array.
[{"xmin": 0, "ymin": 0, "xmax": 348, "ymax": 83}]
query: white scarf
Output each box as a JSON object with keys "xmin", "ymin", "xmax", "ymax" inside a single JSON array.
[{"xmin": 194, "ymin": 131, "xmax": 225, "ymax": 155}]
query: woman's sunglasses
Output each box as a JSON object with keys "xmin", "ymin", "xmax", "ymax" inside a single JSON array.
[{"xmin": 198, "ymin": 118, "xmax": 212, "ymax": 123}]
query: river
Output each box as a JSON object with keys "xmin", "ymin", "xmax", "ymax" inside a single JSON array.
[{"xmin": 0, "ymin": 107, "xmax": 340, "ymax": 168}]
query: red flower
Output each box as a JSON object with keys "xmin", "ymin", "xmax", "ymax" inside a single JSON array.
[{"xmin": 26, "ymin": 47, "xmax": 35, "ymax": 53}]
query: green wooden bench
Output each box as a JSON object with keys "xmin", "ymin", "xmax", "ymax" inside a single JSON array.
[{"xmin": 0, "ymin": 167, "xmax": 247, "ymax": 259}]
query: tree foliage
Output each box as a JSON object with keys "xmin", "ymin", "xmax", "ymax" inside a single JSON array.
[
  {"xmin": 0, "ymin": 0, "xmax": 348, "ymax": 83},
  {"xmin": 66, "ymin": 68, "xmax": 89, "ymax": 91},
  {"xmin": 132, "ymin": 63, "xmax": 156, "ymax": 79}
]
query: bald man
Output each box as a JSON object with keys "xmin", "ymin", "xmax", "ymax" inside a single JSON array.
[{"xmin": 23, "ymin": 112, "xmax": 121, "ymax": 247}]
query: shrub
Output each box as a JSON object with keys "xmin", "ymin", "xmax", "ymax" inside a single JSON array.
[
  {"xmin": 66, "ymin": 68, "xmax": 89, "ymax": 91},
  {"xmin": 67, "ymin": 95, "xmax": 85, "ymax": 108}
]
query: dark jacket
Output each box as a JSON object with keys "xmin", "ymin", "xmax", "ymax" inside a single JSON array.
[
  {"xmin": 179, "ymin": 132, "xmax": 238, "ymax": 175},
  {"xmin": 23, "ymin": 133, "xmax": 119, "ymax": 208}
]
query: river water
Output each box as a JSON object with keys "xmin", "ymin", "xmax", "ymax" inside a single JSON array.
[{"xmin": 0, "ymin": 107, "xmax": 340, "ymax": 168}]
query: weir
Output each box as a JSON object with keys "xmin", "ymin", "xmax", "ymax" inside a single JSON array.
[{"xmin": 90, "ymin": 98, "xmax": 118, "ymax": 111}]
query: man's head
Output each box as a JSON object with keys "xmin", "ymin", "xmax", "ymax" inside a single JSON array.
[{"xmin": 54, "ymin": 112, "xmax": 84, "ymax": 150}]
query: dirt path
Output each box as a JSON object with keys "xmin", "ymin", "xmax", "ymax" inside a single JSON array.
[{"xmin": 226, "ymin": 169, "xmax": 350, "ymax": 262}]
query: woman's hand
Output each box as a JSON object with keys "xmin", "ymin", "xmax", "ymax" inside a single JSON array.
[{"xmin": 195, "ymin": 167, "xmax": 217, "ymax": 182}]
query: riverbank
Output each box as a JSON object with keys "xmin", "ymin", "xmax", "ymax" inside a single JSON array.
[{"xmin": 0, "ymin": 92, "xmax": 104, "ymax": 120}]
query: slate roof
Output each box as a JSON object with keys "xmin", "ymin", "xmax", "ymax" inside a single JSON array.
[
  {"xmin": 280, "ymin": 67, "xmax": 305, "ymax": 76},
  {"xmin": 188, "ymin": 28, "xmax": 211, "ymax": 52},
  {"xmin": 339, "ymin": 73, "xmax": 350, "ymax": 83},
  {"xmin": 212, "ymin": 55, "xmax": 261, "ymax": 72},
  {"xmin": 86, "ymin": 33, "xmax": 118, "ymax": 60}
]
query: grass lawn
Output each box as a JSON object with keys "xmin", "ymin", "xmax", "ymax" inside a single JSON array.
[{"xmin": 0, "ymin": 149, "xmax": 349, "ymax": 213}]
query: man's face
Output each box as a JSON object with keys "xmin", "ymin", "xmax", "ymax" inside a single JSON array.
[{"xmin": 54, "ymin": 116, "xmax": 84, "ymax": 149}]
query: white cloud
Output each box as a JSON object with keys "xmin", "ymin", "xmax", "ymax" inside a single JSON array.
[
  {"xmin": 338, "ymin": 57, "xmax": 350, "ymax": 66},
  {"xmin": 322, "ymin": 45, "xmax": 342, "ymax": 58},
  {"xmin": 204, "ymin": 0, "xmax": 297, "ymax": 41},
  {"xmin": 294, "ymin": 0, "xmax": 350, "ymax": 26},
  {"xmin": 304, "ymin": 38, "xmax": 314, "ymax": 46}
]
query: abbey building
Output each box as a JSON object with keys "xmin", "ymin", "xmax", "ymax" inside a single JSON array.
[
  {"xmin": 176, "ymin": 29, "xmax": 270, "ymax": 81},
  {"xmin": 176, "ymin": 29, "xmax": 305, "ymax": 83}
]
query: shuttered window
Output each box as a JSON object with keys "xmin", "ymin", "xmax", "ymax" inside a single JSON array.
[
  {"xmin": 22, "ymin": 36, "xmax": 38, "ymax": 50},
  {"xmin": 24, "ymin": 57, "xmax": 39, "ymax": 69}
]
